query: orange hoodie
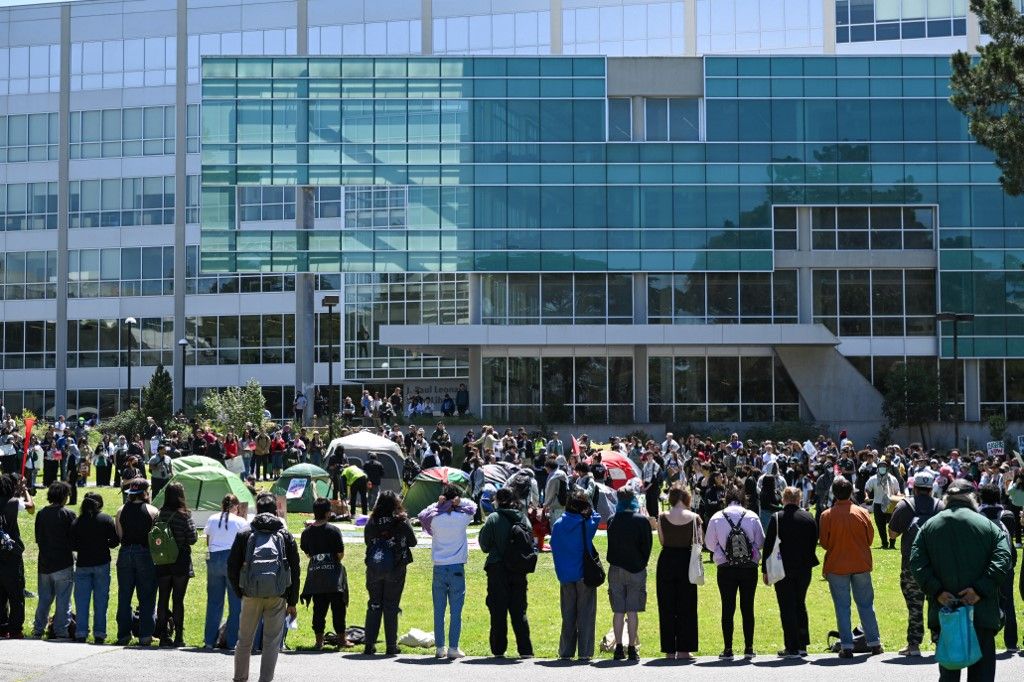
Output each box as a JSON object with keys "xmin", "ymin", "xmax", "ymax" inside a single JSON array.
[{"xmin": 818, "ymin": 499, "xmax": 874, "ymax": 576}]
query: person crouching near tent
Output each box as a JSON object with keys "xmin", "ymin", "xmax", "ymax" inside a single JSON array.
[
  {"xmin": 418, "ymin": 484, "xmax": 476, "ymax": 659},
  {"xmin": 363, "ymin": 490, "xmax": 417, "ymax": 655},
  {"xmin": 301, "ymin": 497, "xmax": 349, "ymax": 650}
]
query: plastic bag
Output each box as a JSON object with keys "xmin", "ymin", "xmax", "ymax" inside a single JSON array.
[
  {"xmin": 398, "ymin": 628, "xmax": 435, "ymax": 648},
  {"xmin": 937, "ymin": 603, "xmax": 982, "ymax": 671}
]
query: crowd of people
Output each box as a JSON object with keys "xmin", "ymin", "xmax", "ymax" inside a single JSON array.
[{"xmin": 1, "ymin": 405, "xmax": 1023, "ymax": 682}]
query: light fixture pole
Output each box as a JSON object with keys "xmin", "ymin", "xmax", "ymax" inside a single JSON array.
[
  {"xmin": 937, "ymin": 311, "xmax": 975, "ymax": 450},
  {"xmin": 178, "ymin": 338, "xmax": 189, "ymax": 412},
  {"xmin": 124, "ymin": 317, "xmax": 137, "ymax": 410},
  {"xmin": 322, "ymin": 295, "xmax": 340, "ymax": 440}
]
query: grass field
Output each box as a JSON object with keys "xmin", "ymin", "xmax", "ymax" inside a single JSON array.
[{"xmin": 17, "ymin": 482, "xmax": 919, "ymax": 658}]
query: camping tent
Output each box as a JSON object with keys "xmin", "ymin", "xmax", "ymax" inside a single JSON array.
[
  {"xmin": 590, "ymin": 451, "xmax": 641, "ymax": 490},
  {"xmin": 171, "ymin": 455, "xmax": 225, "ymax": 475},
  {"xmin": 480, "ymin": 463, "xmax": 511, "ymax": 487},
  {"xmin": 324, "ymin": 430, "xmax": 404, "ymax": 493},
  {"xmin": 270, "ymin": 462, "xmax": 333, "ymax": 513},
  {"xmin": 403, "ymin": 466, "xmax": 471, "ymax": 516},
  {"xmin": 153, "ymin": 465, "xmax": 255, "ymax": 525}
]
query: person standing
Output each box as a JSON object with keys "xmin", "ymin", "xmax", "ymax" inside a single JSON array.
[
  {"xmin": 977, "ymin": 484, "xmax": 1019, "ymax": 652},
  {"xmin": 864, "ymin": 458, "xmax": 901, "ymax": 549},
  {"xmin": 550, "ymin": 491, "xmax": 601, "ymax": 661},
  {"xmin": 229, "ymin": 492, "xmax": 301, "ymax": 682},
  {"xmin": 149, "ymin": 446, "xmax": 173, "ymax": 499},
  {"xmin": 326, "ymin": 445, "xmax": 347, "ymax": 502},
  {"xmin": 418, "ymin": 485, "xmax": 476, "ymax": 659},
  {"xmin": 70, "ymin": 492, "xmax": 118, "ymax": 643},
  {"xmin": 293, "ymin": 391, "xmax": 307, "ymax": 427},
  {"xmin": 300, "ymin": 497, "xmax": 348, "ymax": 651},
  {"xmin": 479, "ymin": 486, "xmax": 534, "ymax": 658},
  {"xmin": 656, "ymin": 484, "xmax": 702, "ymax": 660},
  {"xmin": 640, "ymin": 452, "xmax": 663, "ymax": 517},
  {"xmin": 887, "ymin": 470, "xmax": 943, "ymax": 657},
  {"xmin": 343, "ymin": 462, "xmax": 369, "ymax": 516},
  {"xmin": 154, "ymin": 481, "xmax": 198, "ymax": 647},
  {"xmin": 543, "ymin": 458, "xmax": 569, "ymax": 527},
  {"xmin": 253, "ymin": 431, "xmax": 271, "ymax": 482},
  {"xmin": 0, "ymin": 473, "xmax": 31, "ymax": 638},
  {"xmin": 114, "ymin": 478, "xmax": 159, "ymax": 645},
  {"xmin": 32, "ymin": 481, "xmax": 76, "ymax": 640},
  {"xmin": 362, "ymin": 491, "xmax": 417, "ymax": 655},
  {"xmin": 819, "ymin": 476, "xmax": 883, "ymax": 658},
  {"xmin": 455, "ymin": 383, "xmax": 469, "ymax": 417},
  {"xmin": 363, "ymin": 454, "xmax": 385, "ymax": 510},
  {"xmin": 606, "ymin": 486, "xmax": 653, "ymax": 661},
  {"xmin": 762, "ymin": 486, "xmax": 818, "ymax": 658},
  {"xmin": 704, "ymin": 486, "xmax": 764, "ymax": 659},
  {"xmin": 203, "ymin": 494, "xmax": 249, "ymax": 651},
  {"xmin": 911, "ymin": 479, "xmax": 1012, "ymax": 682}
]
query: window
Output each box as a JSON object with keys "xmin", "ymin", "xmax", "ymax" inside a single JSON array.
[
  {"xmin": 68, "ymin": 317, "xmax": 174, "ymax": 368},
  {"xmin": 1, "ymin": 182, "xmax": 58, "ymax": 231},
  {"xmin": 645, "ymin": 97, "xmax": 701, "ymax": 141},
  {"xmin": 2, "ymin": 250, "xmax": 57, "ymax": 300},
  {"xmin": 811, "ymin": 205, "xmax": 934, "ymax": 250},
  {"xmin": 697, "ymin": 0, "xmax": 824, "ymax": 53},
  {"xmin": 608, "ymin": 98, "xmax": 632, "ymax": 141},
  {"xmin": 813, "ymin": 269, "xmax": 936, "ymax": 336},
  {"xmin": 433, "ymin": 12, "xmax": 549, "ymax": 55},
  {"xmin": 71, "ymin": 36, "xmax": 177, "ymax": 90},
  {"xmin": 70, "ymin": 105, "xmax": 193, "ymax": 158},
  {"xmin": 563, "ymin": 1, "xmax": 684, "ymax": 56},
  {"xmin": 0, "ymin": 113, "xmax": 58, "ymax": 162},
  {"xmin": 482, "ymin": 274, "xmax": 634, "ymax": 324},
  {"xmin": 69, "ymin": 246, "xmax": 174, "ymax": 298},
  {"xmin": 647, "ymin": 271, "xmax": 797, "ymax": 324},
  {"xmin": 0, "ymin": 43, "xmax": 60, "ymax": 95},
  {"xmin": 836, "ymin": 0, "xmax": 967, "ymax": 43},
  {"xmin": 1, "ymin": 320, "xmax": 57, "ymax": 369},
  {"xmin": 69, "ymin": 176, "xmax": 198, "ymax": 228},
  {"xmin": 648, "ymin": 354, "xmax": 800, "ymax": 422}
]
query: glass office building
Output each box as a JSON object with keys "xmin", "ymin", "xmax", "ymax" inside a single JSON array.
[{"xmin": 0, "ymin": 0, "xmax": 1015, "ymax": 436}]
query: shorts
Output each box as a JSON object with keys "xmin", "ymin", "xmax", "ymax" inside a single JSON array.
[{"xmin": 607, "ymin": 564, "xmax": 647, "ymax": 613}]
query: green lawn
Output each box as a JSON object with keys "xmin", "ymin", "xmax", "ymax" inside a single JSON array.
[{"xmin": 19, "ymin": 483, "xmax": 916, "ymax": 657}]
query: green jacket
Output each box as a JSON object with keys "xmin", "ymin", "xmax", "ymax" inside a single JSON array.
[
  {"xmin": 910, "ymin": 504, "xmax": 1012, "ymax": 631},
  {"xmin": 479, "ymin": 508, "xmax": 526, "ymax": 566}
]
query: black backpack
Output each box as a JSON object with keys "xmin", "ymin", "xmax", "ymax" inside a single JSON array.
[
  {"xmin": 503, "ymin": 519, "xmax": 538, "ymax": 574},
  {"xmin": 556, "ymin": 477, "xmax": 568, "ymax": 507},
  {"xmin": 508, "ymin": 472, "xmax": 532, "ymax": 501},
  {"xmin": 723, "ymin": 512, "xmax": 756, "ymax": 568}
]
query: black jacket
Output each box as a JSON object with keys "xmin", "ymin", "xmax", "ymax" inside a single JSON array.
[
  {"xmin": 762, "ymin": 504, "xmax": 819, "ymax": 574},
  {"xmin": 606, "ymin": 510, "xmax": 653, "ymax": 573},
  {"xmin": 363, "ymin": 459, "xmax": 385, "ymax": 486},
  {"xmin": 228, "ymin": 512, "xmax": 302, "ymax": 606},
  {"xmin": 364, "ymin": 515, "xmax": 417, "ymax": 568},
  {"xmin": 71, "ymin": 512, "xmax": 119, "ymax": 567}
]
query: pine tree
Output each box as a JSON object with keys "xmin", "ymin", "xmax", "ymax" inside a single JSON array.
[{"xmin": 141, "ymin": 364, "xmax": 174, "ymax": 428}]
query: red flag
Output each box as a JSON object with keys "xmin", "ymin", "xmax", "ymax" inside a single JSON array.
[
  {"xmin": 21, "ymin": 417, "xmax": 35, "ymax": 477},
  {"xmin": 571, "ymin": 435, "xmax": 580, "ymax": 456}
]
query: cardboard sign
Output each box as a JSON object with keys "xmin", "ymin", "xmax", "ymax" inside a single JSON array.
[
  {"xmin": 986, "ymin": 441, "xmax": 1004, "ymax": 458},
  {"xmin": 286, "ymin": 477, "xmax": 307, "ymax": 500}
]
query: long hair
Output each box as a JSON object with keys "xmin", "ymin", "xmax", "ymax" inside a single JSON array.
[
  {"xmin": 80, "ymin": 491, "xmax": 103, "ymax": 518},
  {"xmin": 370, "ymin": 490, "xmax": 406, "ymax": 521},
  {"xmin": 161, "ymin": 481, "xmax": 189, "ymax": 514},
  {"xmin": 218, "ymin": 493, "xmax": 239, "ymax": 529}
]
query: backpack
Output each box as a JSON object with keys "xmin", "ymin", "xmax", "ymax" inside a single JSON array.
[
  {"xmin": 723, "ymin": 512, "xmax": 756, "ymax": 568},
  {"xmin": 240, "ymin": 529, "xmax": 292, "ymax": 598},
  {"xmin": 904, "ymin": 497, "xmax": 940, "ymax": 549},
  {"xmin": 367, "ymin": 536, "xmax": 396, "ymax": 573},
  {"xmin": 503, "ymin": 519, "xmax": 538, "ymax": 574},
  {"xmin": 556, "ymin": 477, "xmax": 568, "ymax": 507},
  {"xmin": 148, "ymin": 522, "xmax": 179, "ymax": 566},
  {"xmin": 508, "ymin": 471, "xmax": 532, "ymax": 501},
  {"xmin": 153, "ymin": 456, "xmax": 171, "ymax": 479},
  {"xmin": 0, "ymin": 509, "xmax": 22, "ymax": 560}
]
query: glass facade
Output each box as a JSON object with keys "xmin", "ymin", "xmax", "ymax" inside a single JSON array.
[{"xmin": 835, "ymin": 0, "xmax": 968, "ymax": 44}]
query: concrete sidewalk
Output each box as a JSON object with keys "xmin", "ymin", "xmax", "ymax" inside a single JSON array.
[{"xmin": 2, "ymin": 640, "xmax": 1022, "ymax": 682}]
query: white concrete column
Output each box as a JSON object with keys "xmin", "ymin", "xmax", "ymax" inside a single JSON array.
[
  {"xmin": 421, "ymin": 0, "xmax": 432, "ymax": 55},
  {"xmin": 173, "ymin": 0, "xmax": 188, "ymax": 411},
  {"xmin": 550, "ymin": 0, "xmax": 563, "ymax": 54},
  {"xmin": 632, "ymin": 273, "xmax": 647, "ymax": 324},
  {"xmin": 966, "ymin": 7, "xmax": 981, "ymax": 54},
  {"xmin": 631, "ymin": 95, "xmax": 645, "ymax": 141},
  {"xmin": 55, "ymin": 5, "xmax": 71, "ymax": 416},
  {"xmin": 468, "ymin": 347, "xmax": 483, "ymax": 417},
  {"xmin": 822, "ymin": 0, "xmax": 836, "ymax": 54},
  {"xmin": 684, "ymin": 0, "xmax": 697, "ymax": 56},
  {"xmin": 469, "ymin": 273, "xmax": 482, "ymax": 324},
  {"xmin": 796, "ymin": 207, "xmax": 813, "ymax": 324},
  {"xmin": 964, "ymin": 358, "xmax": 980, "ymax": 423}
]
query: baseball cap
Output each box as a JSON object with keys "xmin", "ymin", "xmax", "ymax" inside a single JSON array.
[
  {"xmin": 946, "ymin": 479, "xmax": 975, "ymax": 496},
  {"xmin": 912, "ymin": 471, "xmax": 935, "ymax": 489}
]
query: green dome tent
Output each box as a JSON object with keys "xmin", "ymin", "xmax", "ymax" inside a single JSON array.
[
  {"xmin": 171, "ymin": 455, "xmax": 225, "ymax": 475},
  {"xmin": 270, "ymin": 463, "xmax": 333, "ymax": 513},
  {"xmin": 154, "ymin": 465, "xmax": 255, "ymax": 513},
  {"xmin": 403, "ymin": 467, "xmax": 471, "ymax": 516}
]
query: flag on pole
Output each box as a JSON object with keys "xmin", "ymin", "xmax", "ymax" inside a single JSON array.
[
  {"xmin": 571, "ymin": 434, "xmax": 580, "ymax": 456},
  {"xmin": 21, "ymin": 417, "xmax": 35, "ymax": 477}
]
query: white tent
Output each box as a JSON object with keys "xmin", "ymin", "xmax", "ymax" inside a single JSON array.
[{"xmin": 325, "ymin": 430, "xmax": 404, "ymax": 493}]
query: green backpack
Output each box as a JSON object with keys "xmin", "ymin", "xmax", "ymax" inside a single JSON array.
[{"xmin": 148, "ymin": 522, "xmax": 179, "ymax": 566}]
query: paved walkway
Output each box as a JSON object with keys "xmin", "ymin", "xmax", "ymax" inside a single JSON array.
[{"xmin": 2, "ymin": 640, "xmax": 1023, "ymax": 682}]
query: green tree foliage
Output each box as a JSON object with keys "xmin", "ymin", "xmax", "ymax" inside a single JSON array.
[
  {"xmin": 882, "ymin": 362, "xmax": 944, "ymax": 447},
  {"xmin": 98, "ymin": 408, "xmax": 146, "ymax": 439},
  {"xmin": 140, "ymin": 364, "xmax": 173, "ymax": 428},
  {"xmin": 950, "ymin": 0, "xmax": 1024, "ymax": 195},
  {"xmin": 203, "ymin": 378, "xmax": 268, "ymax": 436}
]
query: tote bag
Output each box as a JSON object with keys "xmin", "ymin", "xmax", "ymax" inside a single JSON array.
[
  {"xmin": 688, "ymin": 516, "xmax": 705, "ymax": 586},
  {"xmin": 937, "ymin": 604, "xmax": 982, "ymax": 671},
  {"xmin": 765, "ymin": 511, "xmax": 786, "ymax": 585}
]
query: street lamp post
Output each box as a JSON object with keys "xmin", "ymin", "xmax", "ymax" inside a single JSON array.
[
  {"xmin": 322, "ymin": 295, "xmax": 340, "ymax": 441},
  {"xmin": 937, "ymin": 311, "xmax": 975, "ymax": 450},
  {"xmin": 124, "ymin": 317, "xmax": 137, "ymax": 410},
  {"xmin": 178, "ymin": 338, "xmax": 189, "ymax": 413}
]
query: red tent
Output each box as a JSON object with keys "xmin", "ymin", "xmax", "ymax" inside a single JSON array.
[{"xmin": 589, "ymin": 450, "xmax": 641, "ymax": 490}]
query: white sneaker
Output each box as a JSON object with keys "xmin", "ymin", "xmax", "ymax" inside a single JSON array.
[
  {"xmin": 436, "ymin": 647, "xmax": 447, "ymax": 659},
  {"xmin": 448, "ymin": 648, "xmax": 466, "ymax": 660}
]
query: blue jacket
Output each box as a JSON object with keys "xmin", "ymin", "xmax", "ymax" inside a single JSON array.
[{"xmin": 550, "ymin": 510, "xmax": 601, "ymax": 583}]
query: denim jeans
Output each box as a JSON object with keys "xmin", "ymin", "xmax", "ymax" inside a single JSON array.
[
  {"xmin": 205, "ymin": 550, "xmax": 242, "ymax": 649},
  {"xmin": 74, "ymin": 563, "xmax": 111, "ymax": 639},
  {"xmin": 242, "ymin": 454, "xmax": 253, "ymax": 479},
  {"xmin": 33, "ymin": 566, "xmax": 74, "ymax": 637},
  {"xmin": 432, "ymin": 564, "xmax": 466, "ymax": 651},
  {"xmin": 826, "ymin": 571, "xmax": 881, "ymax": 649},
  {"xmin": 116, "ymin": 545, "xmax": 157, "ymax": 642}
]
